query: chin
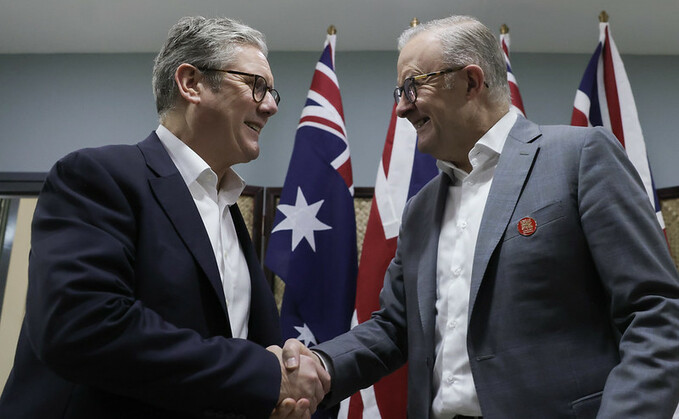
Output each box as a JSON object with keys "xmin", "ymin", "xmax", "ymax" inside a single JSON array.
[
  {"xmin": 244, "ymin": 146, "xmax": 260, "ymax": 162},
  {"xmin": 416, "ymin": 138, "xmax": 434, "ymax": 155}
]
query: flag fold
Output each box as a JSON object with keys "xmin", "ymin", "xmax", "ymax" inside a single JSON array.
[{"xmin": 571, "ymin": 20, "xmax": 665, "ymax": 230}]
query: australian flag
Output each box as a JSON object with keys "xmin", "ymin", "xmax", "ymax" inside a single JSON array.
[{"xmin": 265, "ymin": 31, "xmax": 357, "ymax": 418}]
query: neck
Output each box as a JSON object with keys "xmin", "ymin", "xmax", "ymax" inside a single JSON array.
[
  {"xmin": 451, "ymin": 104, "xmax": 509, "ymax": 172},
  {"xmin": 161, "ymin": 111, "xmax": 229, "ymax": 184},
  {"xmin": 473, "ymin": 102, "xmax": 509, "ymax": 136}
]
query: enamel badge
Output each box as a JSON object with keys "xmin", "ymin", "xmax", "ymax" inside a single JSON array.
[{"xmin": 517, "ymin": 217, "xmax": 537, "ymax": 236}]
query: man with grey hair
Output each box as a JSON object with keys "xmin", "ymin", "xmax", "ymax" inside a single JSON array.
[
  {"xmin": 282, "ymin": 15, "xmax": 679, "ymax": 418},
  {"xmin": 0, "ymin": 16, "xmax": 327, "ymax": 419}
]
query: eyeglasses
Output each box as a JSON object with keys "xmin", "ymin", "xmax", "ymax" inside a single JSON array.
[
  {"xmin": 394, "ymin": 66, "xmax": 479, "ymax": 105},
  {"xmin": 200, "ymin": 68, "xmax": 281, "ymax": 105}
]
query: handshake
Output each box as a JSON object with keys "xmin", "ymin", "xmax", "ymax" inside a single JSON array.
[{"xmin": 267, "ymin": 339, "xmax": 331, "ymax": 419}]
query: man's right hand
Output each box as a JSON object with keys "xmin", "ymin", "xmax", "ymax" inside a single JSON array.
[
  {"xmin": 281, "ymin": 338, "xmax": 325, "ymax": 372},
  {"xmin": 267, "ymin": 343, "xmax": 330, "ymax": 414}
]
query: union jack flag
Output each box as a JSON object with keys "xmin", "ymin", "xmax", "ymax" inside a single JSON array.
[
  {"xmin": 571, "ymin": 19, "xmax": 665, "ymax": 231},
  {"xmin": 499, "ymin": 25, "xmax": 526, "ymax": 116},
  {"xmin": 265, "ymin": 31, "xmax": 357, "ymax": 419},
  {"xmin": 338, "ymin": 105, "xmax": 438, "ymax": 419}
]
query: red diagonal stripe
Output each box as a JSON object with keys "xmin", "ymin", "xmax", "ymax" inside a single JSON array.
[
  {"xmin": 382, "ymin": 105, "xmax": 398, "ymax": 176},
  {"xmin": 571, "ymin": 108, "xmax": 588, "ymax": 127},
  {"xmin": 509, "ymin": 81, "xmax": 525, "ymax": 114},
  {"xmin": 299, "ymin": 115, "xmax": 346, "ymax": 137},
  {"xmin": 347, "ymin": 391, "xmax": 364, "ymax": 419},
  {"xmin": 336, "ymin": 159, "xmax": 353, "ymax": 189},
  {"xmin": 310, "ymin": 70, "xmax": 345, "ymax": 121},
  {"xmin": 602, "ymin": 26, "xmax": 625, "ymax": 147}
]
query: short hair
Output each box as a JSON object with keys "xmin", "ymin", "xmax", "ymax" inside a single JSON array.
[
  {"xmin": 152, "ymin": 16, "xmax": 268, "ymax": 117},
  {"xmin": 398, "ymin": 15, "xmax": 510, "ymax": 106}
]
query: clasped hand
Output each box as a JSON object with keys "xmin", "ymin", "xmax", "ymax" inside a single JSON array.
[{"xmin": 268, "ymin": 339, "xmax": 331, "ymax": 419}]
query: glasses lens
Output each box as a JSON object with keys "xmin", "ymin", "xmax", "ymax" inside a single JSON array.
[
  {"xmin": 394, "ymin": 87, "xmax": 402, "ymax": 104},
  {"xmin": 271, "ymin": 89, "xmax": 280, "ymax": 105},
  {"xmin": 405, "ymin": 79, "xmax": 417, "ymax": 103},
  {"xmin": 251, "ymin": 76, "xmax": 267, "ymax": 102}
]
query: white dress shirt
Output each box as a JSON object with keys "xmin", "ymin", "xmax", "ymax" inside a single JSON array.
[
  {"xmin": 156, "ymin": 124, "xmax": 251, "ymax": 339},
  {"xmin": 431, "ymin": 111, "xmax": 517, "ymax": 418}
]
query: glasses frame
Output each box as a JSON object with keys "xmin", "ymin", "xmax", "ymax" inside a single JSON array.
[
  {"xmin": 394, "ymin": 65, "xmax": 489, "ymax": 105},
  {"xmin": 200, "ymin": 68, "xmax": 280, "ymax": 105}
]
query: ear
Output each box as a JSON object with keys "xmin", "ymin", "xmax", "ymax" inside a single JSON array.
[
  {"xmin": 463, "ymin": 65, "xmax": 486, "ymax": 98},
  {"xmin": 174, "ymin": 63, "xmax": 202, "ymax": 105}
]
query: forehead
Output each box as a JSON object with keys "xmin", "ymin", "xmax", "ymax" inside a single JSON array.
[
  {"xmin": 231, "ymin": 45, "xmax": 274, "ymax": 82},
  {"xmin": 397, "ymin": 32, "xmax": 444, "ymax": 81}
]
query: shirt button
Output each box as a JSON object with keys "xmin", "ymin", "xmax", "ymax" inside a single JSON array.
[
  {"xmin": 447, "ymin": 320, "xmax": 457, "ymax": 329},
  {"xmin": 453, "ymin": 267, "xmax": 462, "ymax": 276},
  {"xmin": 447, "ymin": 374, "xmax": 454, "ymax": 384},
  {"xmin": 458, "ymin": 220, "xmax": 467, "ymax": 229}
]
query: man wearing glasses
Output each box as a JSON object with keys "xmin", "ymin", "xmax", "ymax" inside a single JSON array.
[
  {"xmin": 282, "ymin": 15, "xmax": 679, "ymax": 418},
  {"xmin": 0, "ymin": 16, "xmax": 327, "ymax": 419}
]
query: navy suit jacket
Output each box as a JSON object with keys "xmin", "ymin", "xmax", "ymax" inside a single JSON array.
[
  {"xmin": 0, "ymin": 133, "xmax": 282, "ymax": 419},
  {"xmin": 315, "ymin": 117, "xmax": 679, "ymax": 418}
]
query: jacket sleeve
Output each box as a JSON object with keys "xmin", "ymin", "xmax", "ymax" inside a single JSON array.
[
  {"xmin": 25, "ymin": 150, "xmax": 281, "ymax": 418},
  {"xmin": 576, "ymin": 128, "xmax": 679, "ymax": 418},
  {"xmin": 314, "ymin": 198, "xmax": 413, "ymax": 406}
]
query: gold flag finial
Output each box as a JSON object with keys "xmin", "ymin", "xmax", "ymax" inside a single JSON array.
[
  {"xmin": 327, "ymin": 25, "xmax": 337, "ymax": 35},
  {"xmin": 500, "ymin": 24, "xmax": 509, "ymax": 34},
  {"xmin": 410, "ymin": 17, "xmax": 419, "ymax": 27},
  {"xmin": 599, "ymin": 11, "xmax": 609, "ymax": 23}
]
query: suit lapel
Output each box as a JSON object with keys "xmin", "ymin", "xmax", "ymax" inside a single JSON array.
[
  {"xmin": 138, "ymin": 133, "xmax": 229, "ymax": 320},
  {"xmin": 231, "ymin": 204, "xmax": 281, "ymax": 345},
  {"xmin": 418, "ymin": 173, "xmax": 450, "ymax": 343},
  {"xmin": 469, "ymin": 117, "xmax": 542, "ymax": 314}
]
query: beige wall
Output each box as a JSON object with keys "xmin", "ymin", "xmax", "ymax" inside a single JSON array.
[{"xmin": 0, "ymin": 198, "xmax": 36, "ymax": 392}]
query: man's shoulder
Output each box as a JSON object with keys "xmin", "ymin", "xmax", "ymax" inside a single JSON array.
[
  {"xmin": 47, "ymin": 134, "xmax": 162, "ymax": 190},
  {"xmin": 56, "ymin": 134, "xmax": 158, "ymax": 173},
  {"xmin": 510, "ymin": 119, "xmax": 620, "ymax": 156},
  {"xmin": 528, "ymin": 120, "xmax": 615, "ymax": 143}
]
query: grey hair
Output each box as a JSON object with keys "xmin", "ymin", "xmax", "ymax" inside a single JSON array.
[
  {"xmin": 398, "ymin": 15, "xmax": 510, "ymax": 106},
  {"xmin": 152, "ymin": 16, "xmax": 268, "ymax": 117}
]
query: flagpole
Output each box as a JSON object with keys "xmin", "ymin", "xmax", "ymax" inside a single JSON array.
[
  {"xmin": 327, "ymin": 25, "xmax": 336, "ymax": 35},
  {"xmin": 599, "ymin": 10, "xmax": 609, "ymax": 23},
  {"xmin": 410, "ymin": 17, "xmax": 419, "ymax": 27},
  {"xmin": 500, "ymin": 23, "xmax": 509, "ymax": 34}
]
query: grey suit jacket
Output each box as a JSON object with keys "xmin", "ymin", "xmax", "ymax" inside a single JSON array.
[{"xmin": 314, "ymin": 117, "xmax": 679, "ymax": 418}]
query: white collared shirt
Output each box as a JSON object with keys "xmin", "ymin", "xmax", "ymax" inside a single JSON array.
[
  {"xmin": 431, "ymin": 111, "xmax": 517, "ymax": 418},
  {"xmin": 156, "ymin": 124, "xmax": 251, "ymax": 339}
]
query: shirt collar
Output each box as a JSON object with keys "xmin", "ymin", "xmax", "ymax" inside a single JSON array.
[
  {"xmin": 156, "ymin": 124, "xmax": 245, "ymax": 204},
  {"xmin": 437, "ymin": 110, "xmax": 518, "ymax": 180}
]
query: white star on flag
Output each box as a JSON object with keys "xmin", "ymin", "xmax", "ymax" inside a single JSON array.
[
  {"xmin": 271, "ymin": 187, "xmax": 331, "ymax": 251},
  {"xmin": 294, "ymin": 323, "xmax": 318, "ymax": 347}
]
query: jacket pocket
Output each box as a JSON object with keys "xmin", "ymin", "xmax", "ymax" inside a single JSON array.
[{"xmin": 504, "ymin": 200, "xmax": 565, "ymax": 242}]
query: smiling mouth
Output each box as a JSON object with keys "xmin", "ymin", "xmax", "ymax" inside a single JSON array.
[
  {"xmin": 413, "ymin": 117, "xmax": 430, "ymax": 129},
  {"xmin": 245, "ymin": 122, "xmax": 262, "ymax": 133}
]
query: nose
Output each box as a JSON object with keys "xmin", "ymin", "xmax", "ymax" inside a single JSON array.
[
  {"xmin": 395, "ymin": 94, "xmax": 414, "ymax": 118},
  {"xmin": 258, "ymin": 91, "xmax": 278, "ymax": 116}
]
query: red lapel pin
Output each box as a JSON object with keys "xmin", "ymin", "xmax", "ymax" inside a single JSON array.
[{"xmin": 517, "ymin": 217, "xmax": 537, "ymax": 236}]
